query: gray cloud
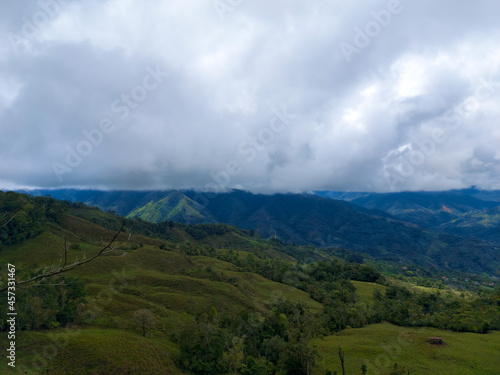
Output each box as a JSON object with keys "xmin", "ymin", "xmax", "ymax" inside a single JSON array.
[{"xmin": 1, "ymin": 0, "xmax": 499, "ymax": 193}]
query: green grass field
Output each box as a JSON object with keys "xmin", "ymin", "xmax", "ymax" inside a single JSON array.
[{"xmin": 313, "ymin": 322, "xmax": 500, "ymax": 375}]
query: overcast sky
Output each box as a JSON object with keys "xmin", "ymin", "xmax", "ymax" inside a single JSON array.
[{"xmin": 1, "ymin": 0, "xmax": 499, "ymax": 193}]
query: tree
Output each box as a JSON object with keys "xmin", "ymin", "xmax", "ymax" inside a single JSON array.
[
  {"xmin": 223, "ymin": 336, "xmax": 245, "ymax": 375},
  {"xmin": 280, "ymin": 343, "xmax": 317, "ymax": 375},
  {"xmin": 13, "ymin": 275, "xmax": 86, "ymax": 331},
  {"xmin": 338, "ymin": 345, "xmax": 346, "ymax": 375},
  {"xmin": 132, "ymin": 309, "xmax": 156, "ymax": 337},
  {"xmin": 242, "ymin": 356, "xmax": 268, "ymax": 375},
  {"xmin": 178, "ymin": 321, "xmax": 230, "ymax": 375},
  {"xmin": 263, "ymin": 335, "xmax": 286, "ymax": 365}
]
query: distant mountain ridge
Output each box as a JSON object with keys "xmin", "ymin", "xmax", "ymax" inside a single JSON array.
[
  {"xmin": 24, "ymin": 188, "xmax": 500, "ymax": 274},
  {"xmin": 316, "ymin": 189, "xmax": 500, "ymax": 244}
]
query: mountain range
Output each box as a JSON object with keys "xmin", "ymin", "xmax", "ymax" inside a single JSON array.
[
  {"xmin": 26, "ymin": 188, "xmax": 500, "ymax": 275},
  {"xmin": 316, "ymin": 188, "xmax": 500, "ymax": 244}
]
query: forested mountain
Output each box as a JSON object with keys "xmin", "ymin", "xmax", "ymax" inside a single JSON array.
[
  {"xmin": 126, "ymin": 190, "xmax": 217, "ymax": 224},
  {"xmin": 316, "ymin": 189, "xmax": 500, "ymax": 244}
]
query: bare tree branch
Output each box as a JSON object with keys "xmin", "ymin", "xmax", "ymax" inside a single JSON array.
[{"xmin": 0, "ymin": 222, "xmax": 127, "ymax": 292}]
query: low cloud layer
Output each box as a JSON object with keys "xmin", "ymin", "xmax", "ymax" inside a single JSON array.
[{"xmin": 1, "ymin": 0, "xmax": 500, "ymax": 193}]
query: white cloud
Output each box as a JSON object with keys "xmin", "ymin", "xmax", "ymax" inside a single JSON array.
[{"xmin": 1, "ymin": 0, "xmax": 500, "ymax": 192}]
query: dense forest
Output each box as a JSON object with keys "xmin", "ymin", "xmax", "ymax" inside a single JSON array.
[{"xmin": 0, "ymin": 191, "xmax": 66, "ymax": 247}]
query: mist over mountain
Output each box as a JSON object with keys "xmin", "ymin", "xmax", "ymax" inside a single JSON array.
[{"xmin": 2, "ymin": 2, "xmax": 500, "ymax": 193}]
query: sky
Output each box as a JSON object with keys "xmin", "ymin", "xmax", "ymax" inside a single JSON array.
[{"xmin": 1, "ymin": 0, "xmax": 500, "ymax": 193}]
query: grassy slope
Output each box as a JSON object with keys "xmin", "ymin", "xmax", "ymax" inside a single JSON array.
[
  {"xmin": 0, "ymin": 215, "xmax": 321, "ymax": 373},
  {"xmin": 15, "ymin": 329, "xmax": 183, "ymax": 375},
  {"xmin": 313, "ymin": 322, "xmax": 500, "ymax": 375}
]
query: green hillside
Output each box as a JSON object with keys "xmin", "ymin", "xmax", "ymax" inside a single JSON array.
[
  {"xmin": 1, "ymin": 192, "xmax": 499, "ymax": 374},
  {"xmin": 441, "ymin": 206, "xmax": 500, "ymax": 243},
  {"xmin": 1, "ymin": 218, "xmax": 322, "ymax": 373},
  {"xmin": 126, "ymin": 191, "xmax": 217, "ymax": 224}
]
